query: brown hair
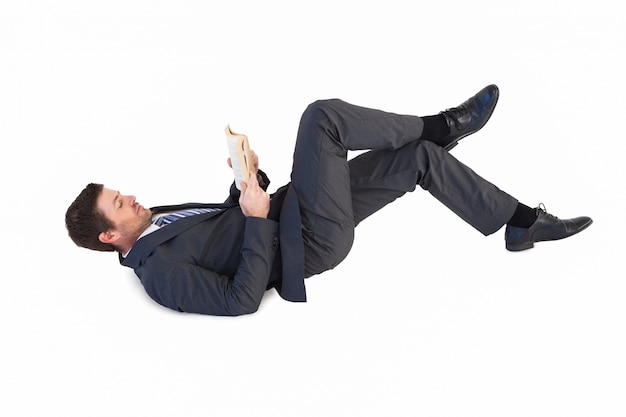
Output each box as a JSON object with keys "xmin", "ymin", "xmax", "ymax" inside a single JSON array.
[{"xmin": 65, "ymin": 183, "xmax": 116, "ymax": 252}]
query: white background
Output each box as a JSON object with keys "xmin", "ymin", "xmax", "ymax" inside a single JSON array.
[{"xmin": 2, "ymin": 1, "xmax": 624, "ymax": 416}]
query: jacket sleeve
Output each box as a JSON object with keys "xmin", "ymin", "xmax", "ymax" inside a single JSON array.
[{"xmin": 138, "ymin": 217, "xmax": 279, "ymax": 316}]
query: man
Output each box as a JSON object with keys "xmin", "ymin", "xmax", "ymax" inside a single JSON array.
[{"xmin": 65, "ymin": 85, "xmax": 592, "ymax": 316}]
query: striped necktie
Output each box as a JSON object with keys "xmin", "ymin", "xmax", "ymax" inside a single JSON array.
[{"xmin": 153, "ymin": 208, "xmax": 221, "ymax": 227}]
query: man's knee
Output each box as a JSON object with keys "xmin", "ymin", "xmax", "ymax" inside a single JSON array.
[
  {"xmin": 415, "ymin": 138, "xmax": 440, "ymax": 153},
  {"xmin": 300, "ymin": 99, "xmax": 342, "ymax": 126},
  {"xmin": 413, "ymin": 139, "xmax": 451, "ymax": 190}
]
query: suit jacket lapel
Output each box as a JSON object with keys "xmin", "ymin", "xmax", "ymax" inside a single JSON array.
[{"xmin": 120, "ymin": 204, "xmax": 235, "ymax": 269}]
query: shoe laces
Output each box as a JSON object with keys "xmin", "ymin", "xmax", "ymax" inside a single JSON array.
[
  {"xmin": 536, "ymin": 203, "xmax": 558, "ymax": 220},
  {"xmin": 443, "ymin": 107, "xmax": 467, "ymax": 130}
]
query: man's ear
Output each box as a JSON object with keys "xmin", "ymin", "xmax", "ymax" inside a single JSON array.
[{"xmin": 98, "ymin": 230, "xmax": 119, "ymax": 244}]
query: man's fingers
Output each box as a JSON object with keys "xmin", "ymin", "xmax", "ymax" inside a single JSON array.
[{"xmin": 238, "ymin": 171, "xmax": 269, "ymax": 218}]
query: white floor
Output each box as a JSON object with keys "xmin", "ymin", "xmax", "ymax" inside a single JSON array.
[{"xmin": 2, "ymin": 1, "xmax": 625, "ymax": 416}]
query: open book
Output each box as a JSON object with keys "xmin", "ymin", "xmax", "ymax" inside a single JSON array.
[{"xmin": 225, "ymin": 125, "xmax": 253, "ymax": 190}]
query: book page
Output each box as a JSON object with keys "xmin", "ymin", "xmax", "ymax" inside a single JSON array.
[{"xmin": 225, "ymin": 125, "xmax": 251, "ymax": 190}]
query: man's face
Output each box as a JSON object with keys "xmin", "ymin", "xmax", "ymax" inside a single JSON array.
[{"xmin": 96, "ymin": 187, "xmax": 153, "ymax": 240}]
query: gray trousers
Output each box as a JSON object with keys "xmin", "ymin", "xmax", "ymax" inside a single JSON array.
[{"xmin": 290, "ymin": 99, "xmax": 518, "ymax": 277}]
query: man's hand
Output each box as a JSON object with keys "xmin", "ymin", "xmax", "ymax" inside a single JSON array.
[{"xmin": 239, "ymin": 170, "xmax": 270, "ymax": 218}]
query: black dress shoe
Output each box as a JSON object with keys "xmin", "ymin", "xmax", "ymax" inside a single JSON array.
[
  {"xmin": 505, "ymin": 205, "xmax": 593, "ymax": 251},
  {"xmin": 439, "ymin": 84, "xmax": 499, "ymax": 151}
]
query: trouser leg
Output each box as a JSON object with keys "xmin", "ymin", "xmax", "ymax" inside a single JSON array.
[
  {"xmin": 348, "ymin": 140, "xmax": 518, "ymax": 234},
  {"xmin": 290, "ymin": 99, "xmax": 424, "ymax": 276},
  {"xmin": 290, "ymin": 99, "xmax": 517, "ymax": 277}
]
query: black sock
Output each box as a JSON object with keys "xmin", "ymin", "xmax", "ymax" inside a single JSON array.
[
  {"xmin": 420, "ymin": 114, "xmax": 449, "ymax": 144},
  {"xmin": 507, "ymin": 203, "xmax": 538, "ymax": 228}
]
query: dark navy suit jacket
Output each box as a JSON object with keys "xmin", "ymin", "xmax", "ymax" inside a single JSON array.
[{"xmin": 119, "ymin": 173, "xmax": 306, "ymax": 316}]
